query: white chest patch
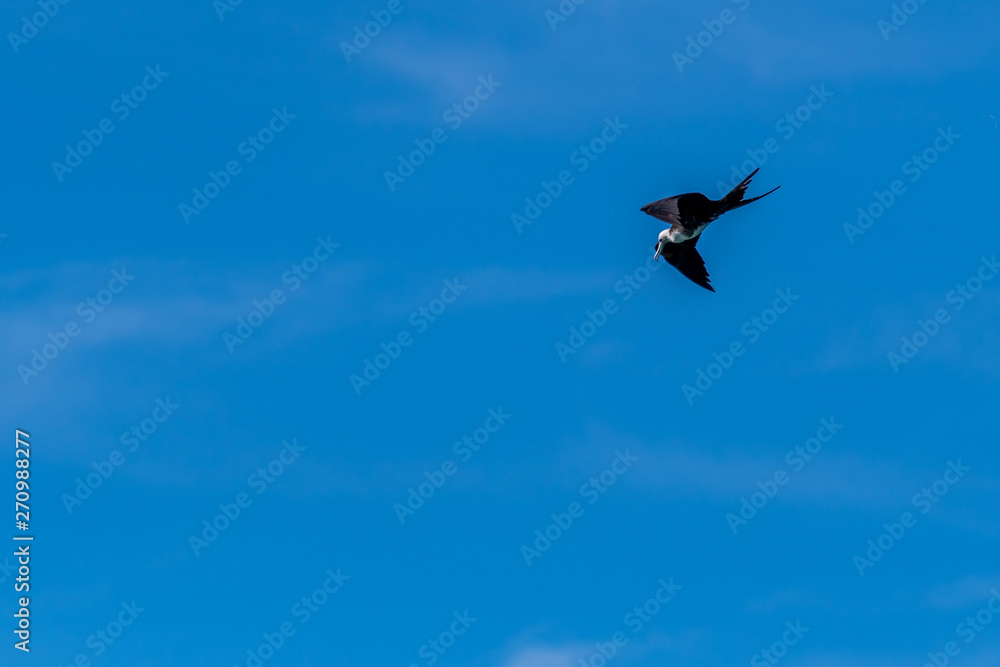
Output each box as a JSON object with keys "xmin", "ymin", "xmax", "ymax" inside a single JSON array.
[{"xmin": 666, "ymin": 224, "xmax": 707, "ymax": 243}]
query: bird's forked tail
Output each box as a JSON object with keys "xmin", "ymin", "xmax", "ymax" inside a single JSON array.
[{"xmin": 718, "ymin": 168, "xmax": 780, "ymax": 213}]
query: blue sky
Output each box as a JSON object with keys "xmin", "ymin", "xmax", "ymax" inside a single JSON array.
[{"xmin": 3, "ymin": 0, "xmax": 1000, "ymax": 665}]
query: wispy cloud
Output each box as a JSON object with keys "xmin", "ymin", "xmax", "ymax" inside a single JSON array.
[
  {"xmin": 1, "ymin": 258, "xmax": 615, "ymax": 364},
  {"xmin": 327, "ymin": 2, "xmax": 1000, "ymax": 136},
  {"xmin": 924, "ymin": 575, "xmax": 1000, "ymax": 611},
  {"xmin": 498, "ymin": 644, "xmax": 585, "ymax": 667},
  {"xmin": 795, "ymin": 289, "xmax": 1000, "ymax": 377}
]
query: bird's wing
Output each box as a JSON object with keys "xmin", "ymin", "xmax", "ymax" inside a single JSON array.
[
  {"xmin": 643, "ymin": 193, "xmax": 715, "ymax": 231},
  {"xmin": 660, "ymin": 236, "xmax": 715, "ymax": 292},
  {"xmin": 640, "ymin": 197, "xmax": 680, "ymax": 225}
]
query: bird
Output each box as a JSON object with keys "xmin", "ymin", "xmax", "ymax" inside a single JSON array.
[{"xmin": 640, "ymin": 168, "xmax": 780, "ymax": 292}]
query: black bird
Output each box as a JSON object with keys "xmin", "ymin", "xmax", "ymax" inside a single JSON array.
[{"xmin": 640, "ymin": 168, "xmax": 780, "ymax": 292}]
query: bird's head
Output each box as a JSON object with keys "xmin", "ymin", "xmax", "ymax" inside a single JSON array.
[{"xmin": 653, "ymin": 229, "xmax": 671, "ymax": 261}]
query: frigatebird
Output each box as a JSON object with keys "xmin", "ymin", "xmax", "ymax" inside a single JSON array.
[{"xmin": 640, "ymin": 168, "xmax": 780, "ymax": 292}]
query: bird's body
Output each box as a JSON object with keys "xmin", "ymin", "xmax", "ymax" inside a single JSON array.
[{"xmin": 641, "ymin": 169, "xmax": 779, "ymax": 292}]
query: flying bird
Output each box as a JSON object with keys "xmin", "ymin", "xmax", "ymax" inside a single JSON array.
[{"xmin": 640, "ymin": 168, "xmax": 780, "ymax": 292}]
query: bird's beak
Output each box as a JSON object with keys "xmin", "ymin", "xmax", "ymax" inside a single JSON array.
[{"xmin": 653, "ymin": 242, "xmax": 662, "ymax": 261}]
